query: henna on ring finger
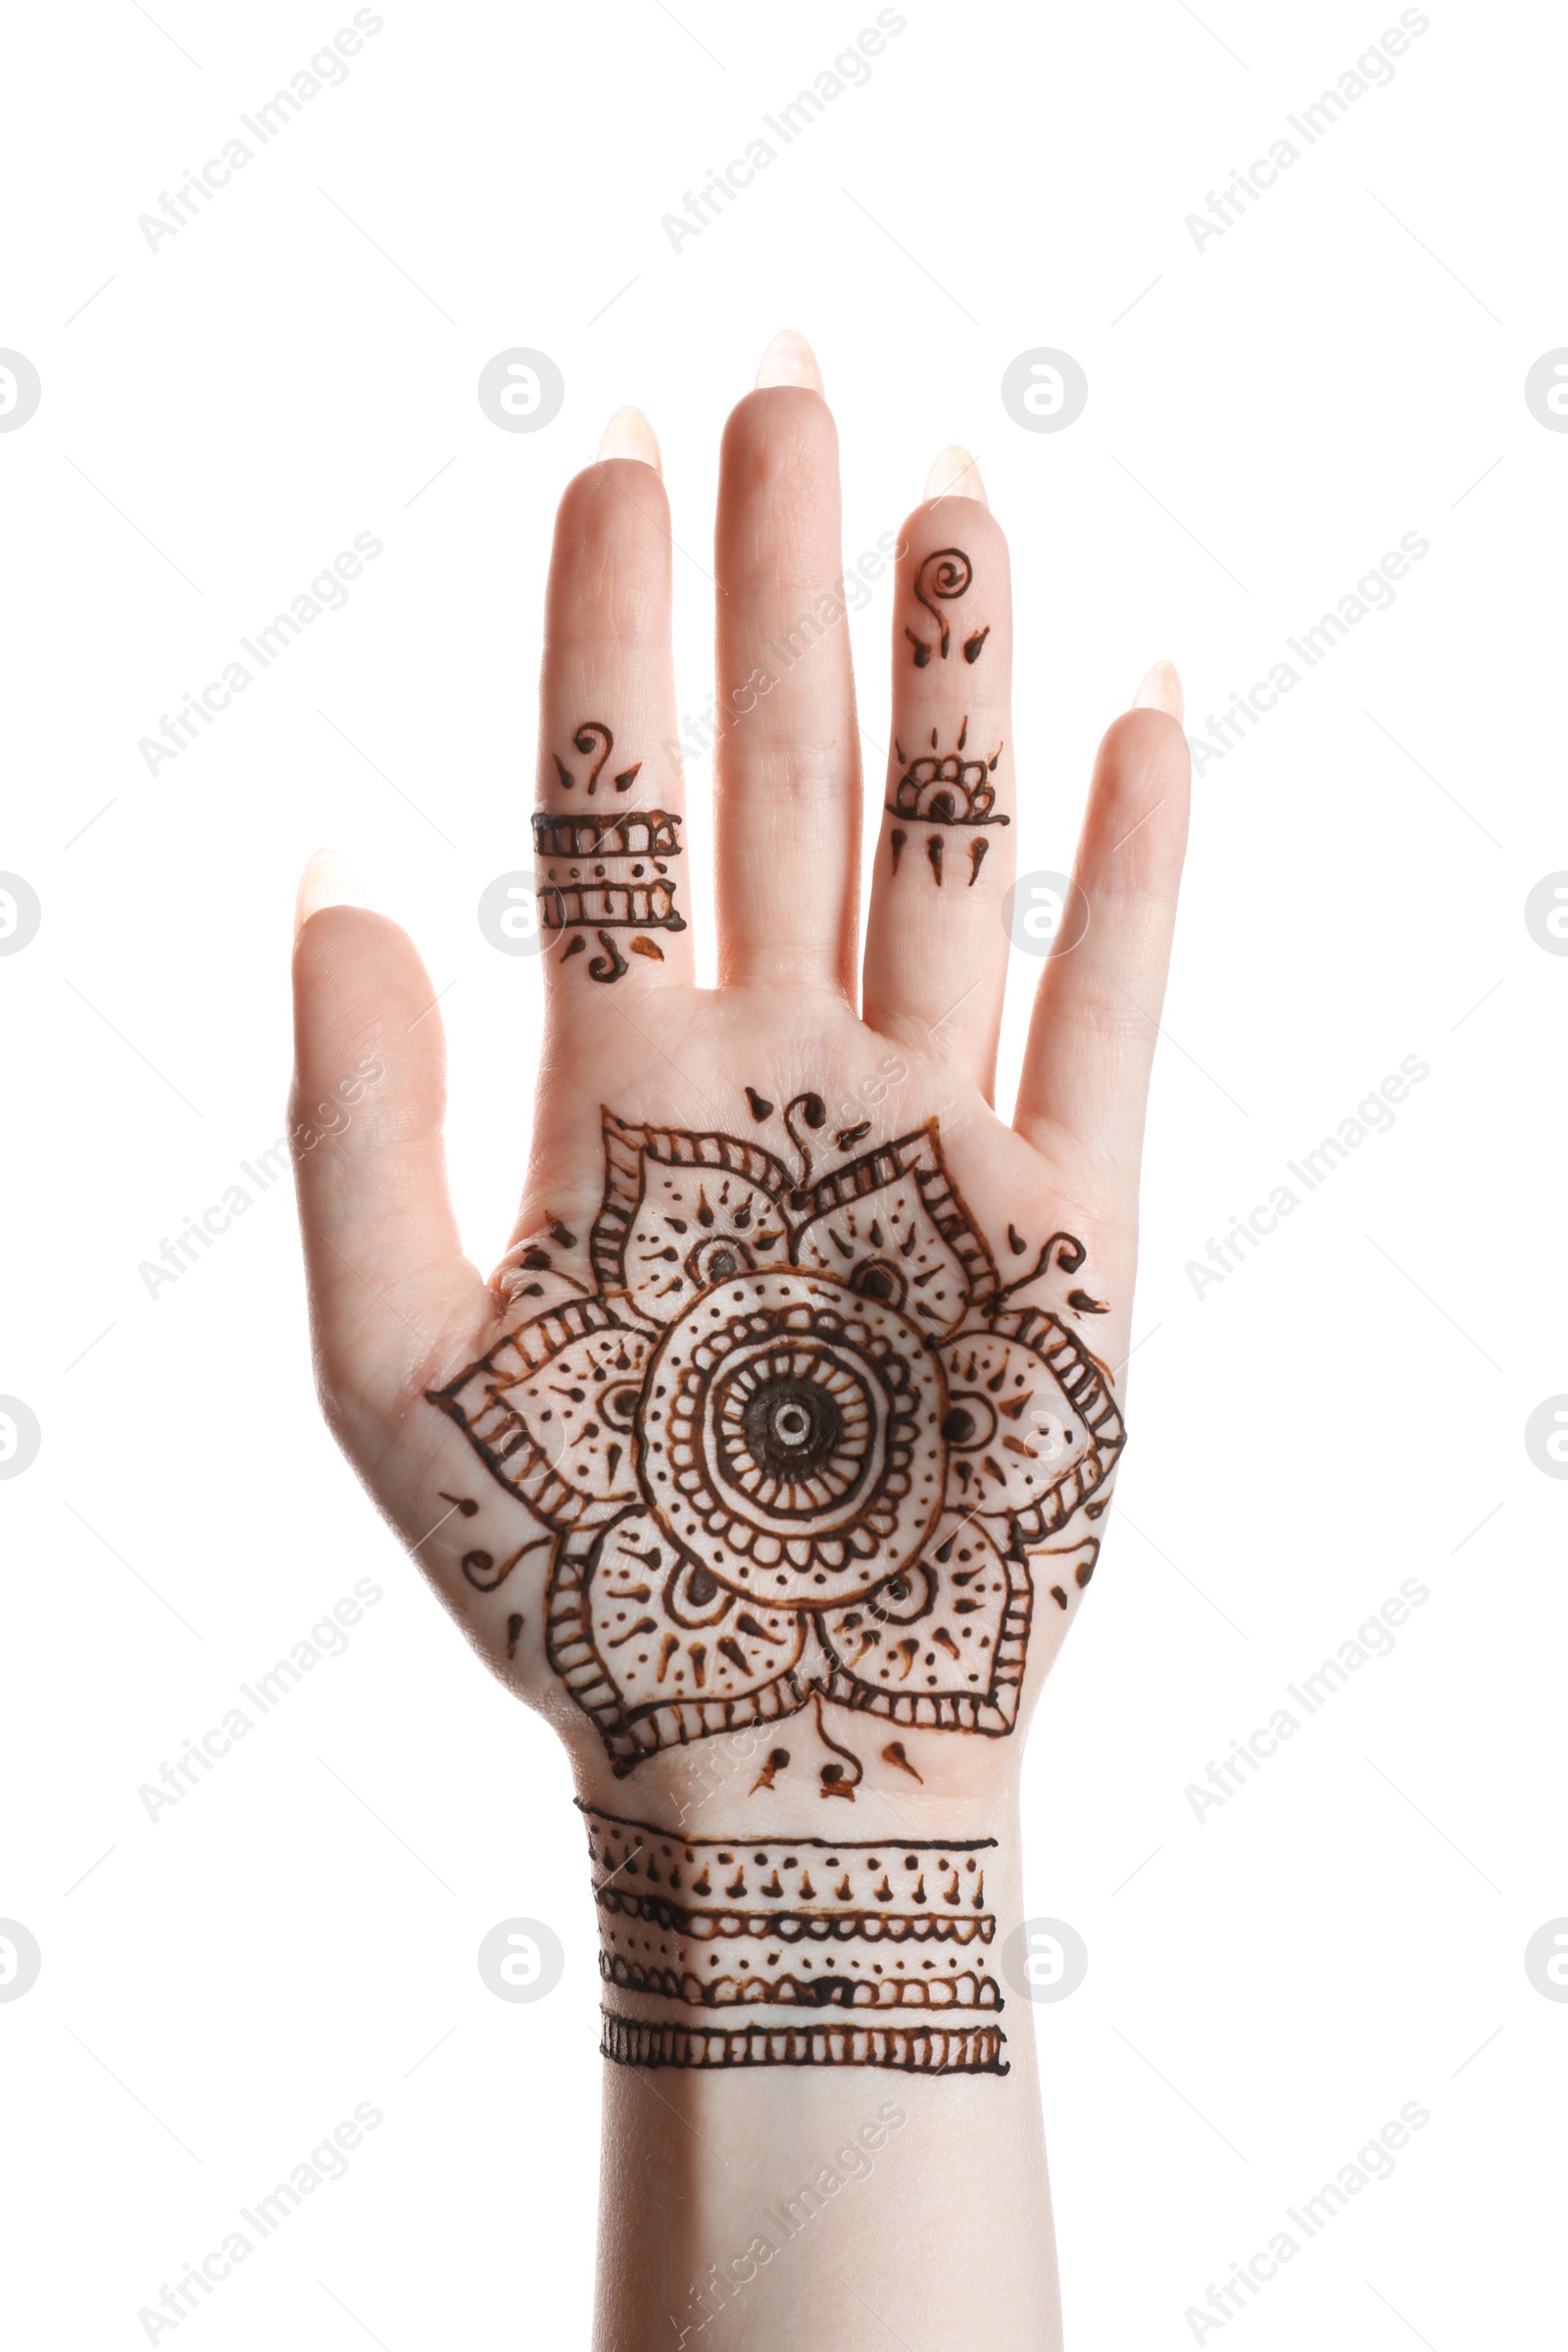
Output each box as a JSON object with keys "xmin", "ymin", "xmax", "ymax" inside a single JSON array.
[{"xmin": 862, "ymin": 479, "xmax": 1016, "ymax": 1082}]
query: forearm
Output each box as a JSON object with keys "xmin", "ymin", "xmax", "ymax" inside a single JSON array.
[{"xmin": 582, "ymin": 1776, "xmax": 1060, "ymax": 2351}]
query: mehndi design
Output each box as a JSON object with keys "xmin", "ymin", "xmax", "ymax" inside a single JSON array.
[
  {"xmin": 885, "ymin": 719, "xmax": 1007, "ymax": 888},
  {"xmin": 427, "ymin": 1098, "xmax": 1124, "ymax": 1774},
  {"xmin": 533, "ymin": 806, "xmax": 686, "ymax": 981},
  {"xmin": 583, "ymin": 1804, "xmax": 1008, "ymax": 2074},
  {"xmin": 905, "ymin": 548, "xmax": 989, "ymax": 666}
]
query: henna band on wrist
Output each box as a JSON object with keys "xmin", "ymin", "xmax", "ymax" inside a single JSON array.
[{"xmin": 582, "ymin": 1803, "xmax": 1009, "ymax": 2076}]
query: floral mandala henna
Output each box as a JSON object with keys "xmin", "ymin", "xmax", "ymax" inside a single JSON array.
[{"xmin": 426, "ymin": 1097, "xmax": 1124, "ymax": 1776}]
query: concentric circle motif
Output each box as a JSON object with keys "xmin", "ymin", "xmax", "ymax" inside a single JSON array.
[
  {"xmin": 711, "ymin": 1338, "xmax": 882, "ymax": 1525},
  {"xmin": 639, "ymin": 1272, "xmax": 947, "ymax": 1606}
]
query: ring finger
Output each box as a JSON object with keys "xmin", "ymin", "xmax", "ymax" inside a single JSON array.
[{"xmin": 860, "ymin": 450, "xmax": 1014, "ymax": 1091}]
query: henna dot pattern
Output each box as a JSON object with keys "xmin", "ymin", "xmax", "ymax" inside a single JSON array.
[
  {"xmin": 533, "ymin": 805, "xmax": 685, "ymax": 985},
  {"xmin": 582, "ymin": 1804, "xmax": 1007, "ymax": 2074}
]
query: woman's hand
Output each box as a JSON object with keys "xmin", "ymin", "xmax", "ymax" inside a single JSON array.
[
  {"xmin": 291, "ymin": 331, "xmax": 1190, "ymax": 2349},
  {"xmin": 290, "ymin": 337, "xmax": 1188, "ymax": 1832}
]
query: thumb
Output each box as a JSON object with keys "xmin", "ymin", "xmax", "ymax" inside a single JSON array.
[{"xmin": 290, "ymin": 853, "xmax": 491, "ymax": 1448}]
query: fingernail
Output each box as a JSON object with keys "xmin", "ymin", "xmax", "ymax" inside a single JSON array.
[
  {"xmin": 596, "ymin": 405, "xmax": 662, "ymax": 470},
  {"xmin": 1132, "ymin": 661, "xmax": 1185, "ymax": 723},
  {"xmin": 295, "ymin": 848, "xmax": 369, "ymax": 943},
  {"xmin": 755, "ymin": 328, "xmax": 823, "ymax": 392},
  {"xmin": 924, "ymin": 445, "xmax": 988, "ymax": 507}
]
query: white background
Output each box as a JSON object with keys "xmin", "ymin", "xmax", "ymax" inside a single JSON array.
[{"xmin": 2, "ymin": 2, "xmax": 1563, "ymax": 2344}]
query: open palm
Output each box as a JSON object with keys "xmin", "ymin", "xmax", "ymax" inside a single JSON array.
[{"xmin": 290, "ymin": 337, "xmax": 1190, "ymax": 1830}]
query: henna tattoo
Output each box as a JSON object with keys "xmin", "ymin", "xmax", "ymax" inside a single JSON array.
[
  {"xmin": 602, "ymin": 2017, "xmax": 1006, "ymax": 2072},
  {"xmin": 427, "ymin": 1099, "xmax": 1124, "ymax": 1771},
  {"xmin": 506, "ymin": 1611, "xmax": 524, "ymax": 1658},
  {"xmin": 888, "ymin": 723, "xmax": 1005, "ymax": 827},
  {"xmin": 1042, "ymin": 1537, "xmax": 1099, "ymax": 1610},
  {"xmin": 588, "ymin": 931, "xmax": 628, "ymax": 984},
  {"xmin": 782, "ymin": 1089, "xmax": 828, "ymax": 1186},
  {"xmin": 533, "ymin": 808, "xmax": 686, "ymax": 984},
  {"xmin": 882, "ymin": 1740, "xmax": 922, "ymax": 1783},
  {"xmin": 462, "ymin": 1535, "xmax": 548, "ymax": 1592},
  {"xmin": 995, "ymin": 1230, "xmax": 1086, "ymax": 1304},
  {"xmin": 552, "ymin": 720, "xmax": 641, "ymax": 796},
  {"xmin": 814, "ymin": 1694, "xmax": 863, "ymax": 1800},
  {"xmin": 583, "ymin": 1805, "xmax": 1007, "ymax": 2073},
  {"xmin": 886, "ymin": 721, "xmax": 1007, "ymax": 888},
  {"xmin": 749, "ymin": 1745, "xmax": 791, "ymax": 1793},
  {"xmin": 906, "ymin": 549, "xmax": 979, "ymax": 666},
  {"xmin": 745, "ymin": 1087, "xmax": 774, "ymax": 1121}
]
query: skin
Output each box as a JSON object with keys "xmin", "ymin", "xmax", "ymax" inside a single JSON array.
[{"xmin": 290, "ymin": 340, "xmax": 1191, "ymax": 2351}]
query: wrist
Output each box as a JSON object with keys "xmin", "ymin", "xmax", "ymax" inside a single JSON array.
[{"xmin": 580, "ymin": 1779, "xmax": 1026, "ymax": 2078}]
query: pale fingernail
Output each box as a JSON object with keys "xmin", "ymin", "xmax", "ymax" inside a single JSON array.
[
  {"xmin": 924, "ymin": 445, "xmax": 988, "ymax": 506},
  {"xmin": 596, "ymin": 405, "xmax": 662, "ymax": 470},
  {"xmin": 1132, "ymin": 661, "xmax": 1185, "ymax": 723},
  {"xmin": 755, "ymin": 328, "xmax": 823, "ymax": 392},
  {"xmin": 295, "ymin": 848, "xmax": 369, "ymax": 943}
]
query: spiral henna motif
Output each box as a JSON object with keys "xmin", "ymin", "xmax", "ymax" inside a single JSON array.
[{"xmin": 903, "ymin": 546, "xmax": 980, "ymax": 666}]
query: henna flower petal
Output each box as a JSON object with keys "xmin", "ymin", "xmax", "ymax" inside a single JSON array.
[
  {"xmin": 791, "ymin": 1125, "xmax": 996, "ymax": 1336},
  {"xmin": 816, "ymin": 1512, "xmax": 1028, "ymax": 1733},
  {"xmin": 546, "ymin": 1507, "xmax": 813, "ymax": 1771},
  {"xmin": 426, "ymin": 1300, "xmax": 651, "ymax": 1528},
  {"xmin": 591, "ymin": 1118, "xmax": 794, "ymax": 1326},
  {"xmin": 939, "ymin": 1317, "xmax": 1124, "ymax": 1538}
]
